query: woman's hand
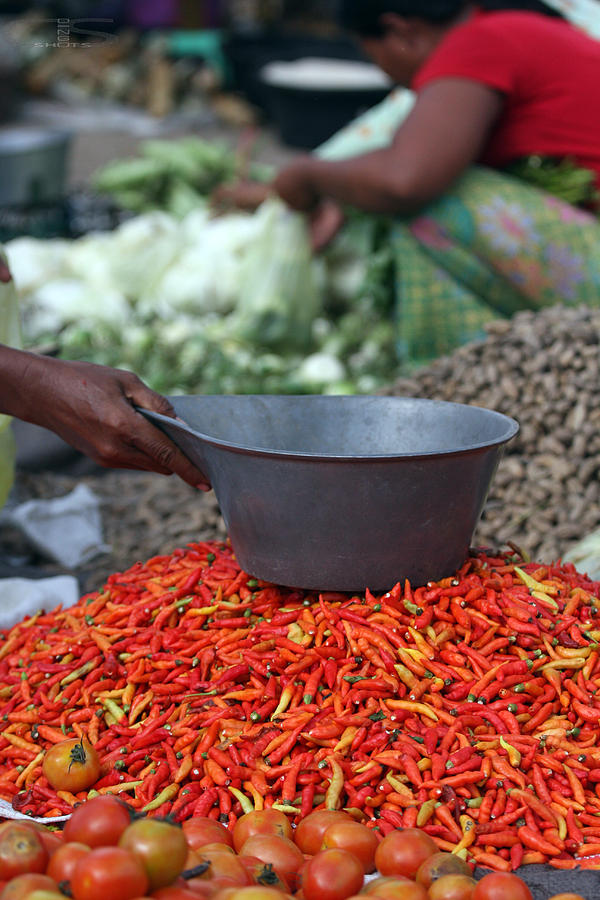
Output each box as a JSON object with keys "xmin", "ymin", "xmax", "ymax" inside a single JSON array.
[
  {"xmin": 211, "ymin": 179, "xmax": 271, "ymax": 213},
  {"xmin": 272, "ymin": 157, "xmax": 320, "ymax": 212},
  {"xmin": 309, "ymin": 200, "xmax": 346, "ymax": 252},
  {"xmin": 1, "ymin": 349, "xmax": 210, "ymax": 490}
]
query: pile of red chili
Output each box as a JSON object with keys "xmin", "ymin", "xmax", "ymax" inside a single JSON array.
[{"xmin": 2, "ymin": 541, "xmax": 600, "ymax": 872}]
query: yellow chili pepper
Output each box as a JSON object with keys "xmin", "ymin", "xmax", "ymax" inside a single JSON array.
[
  {"xmin": 129, "ymin": 691, "xmax": 154, "ymax": 725},
  {"xmin": 416, "ymin": 798, "xmax": 437, "ymax": 827},
  {"xmin": 386, "ymin": 773, "xmax": 413, "ymax": 797},
  {"xmin": 407, "ymin": 627, "xmax": 435, "ymax": 660},
  {"xmin": 556, "ymin": 812, "xmax": 568, "ymax": 842},
  {"xmin": 452, "ymin": 815, "xmax": 476, "ymax": 855},
  {"xmin": 325, "ymin": 757, "xmax": 344, "ymax": 810},
  {"xmin": 243, "ymin": 781, "xmax": 264, "ymax": 811},
  {"xmin": 15, "ymin": 752, "xmax": 44, "ymax": 789},
  {"xmin": 21, "ymin": 612, "xmax": 42, "ymax": 629},
  {"xmin": 400, "ymin": 647, "xmax": 428, "ymax": 663},
  {"xmin": 99, "ymin": 780, "xmax": 143, "ymax": 796},
  {"xmin": 542, "ymin": 658, "xmax": 587, "ymax": 670},
  {"xmin": 556, "ymin": 646, "xmax": 593, "ymax": 659},
  {"xmin": 531, "ymin": 591, "xmax": 559, "ymax": 610},
  {"xmin": 514, "ymin": 566, "xmax": 557, "ymax": 603},
  {"xmin": 122, "ymin": 682, "xmax": 136, "ymax": 709},
  {"xmin": 229, "ymin": 786, "xmax": 254, "ymax": 814},
  {"xmin": 188, "ymin": 605, "xmax": 219, "ymax": 616},
  {"xmin": 393, "ymin": 664, "xmax": 417, "ymax": 690},
  {"xmin": 271, "ymin": 684, "xmax": 296, "ymax": 721},
  {"xmin": 500, "ymin": 736, "xmax": 522, "ymax": 767},
  {"xmin": 102, "ymin": 698, "xmax": 126, "ymax": 722},
  {"xmin": 142, "ymin": 782, "xmax": 178, "ymax": 812},
  {"xmin": 334, "ymin": 727, "xmax": 358, "ymax": 754},
  {"xmin": 385, "ymin": 700, "xmax": 439, "ymax": 721},
  {"xmin": 60, "ymin": 659, "xmax": 97, "ymax": 686}
]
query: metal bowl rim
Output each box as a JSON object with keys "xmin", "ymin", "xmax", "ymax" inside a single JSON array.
[{"xmin": 168, "ymin": 396, "xmax": 520, "ymax": 461}]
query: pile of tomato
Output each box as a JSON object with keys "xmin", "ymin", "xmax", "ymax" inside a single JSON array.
[{"xmin": 0, "ymin": 796, "xmax": 587, "ymax": 900}]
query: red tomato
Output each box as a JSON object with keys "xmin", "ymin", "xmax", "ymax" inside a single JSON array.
[
  {"xmin": 0, "ymin": 822, "xmax": 61, "ymax": 861},
  {"xmin": 321, "ymin": 821, "xmax": 378, "ymax": 873},
  {"xmin": 380, "ymin": 886, "xmax": 427, "ymax": 900},
  {"xmin": 0, "ymin": 873, "xmax": 57, "ymax": 900},
  {"xmin": 473, "ymin": 873, "xmax": 533, "ymax": 900},
  {"xmin": 37, "ymin": 831, "xmax": 64, "ymax": 858},
  {"xmin": 547, "ymin": 896, "xmax": 587, "ymax": 900},
  {"xmin": 301, "ymin": 848, "xmax": 364, "ymax": 900},
  {"xmin": 22, "ymin": 891, "xmax": 65, "ymax": 900},
  {"xmin": 63, "ymin": 795, "xmax": 132, "ymax": 847},
  {"xmin": 182, "ymin": 818, "xmax": 233, "ymax": 852},
  {"xmin": 415, "ymin": 852, "xmax": 472, "ymax": 887},
  {"xmin": 187, "ymin": 877, "xmax": 251, "ymax": 898},
  {"xmin": 232, "ymin": 811, "xmax": 293, "ymax": 853},
  {"xmin": 428, "ymin": 874, "xmax": 477, "ymax": 900},
  {"xmin": 361, "ymin": 877, "xmax": 416, "ymax": 899},
  {"xmin": 46, "ymin": 842, "xmax": 90, "ymax": 884},
  {"xmin": 71, "ymin": 846, "xmax": 149, "ymax": 900},
  {"xmin": 237, "ymin": 855, "xmax": 290, "ymax": 892},
  {"xmin": 150, "ymin": 888, "xmax": 199, "ymax": 900},
  {"xmin": 119, "ymin": 819, "xmax": 188, "ymax": 891},
  {"xmin": 238, "ymin": 835, "xmax": 303, "ymax": 892},
  {"xmin": 187, "ymin": 847, "xmax": 251, "ymax": 886},
  {"xmin": 0, "ymin": 824, "xmax": 48, "ymax": 880},
  {"xmin": 293, "ymin": 811, "xmax": 352, "ymax": 856},
  {"xmin": 374, "ymin": 829, "xmax": 438, "ymax": 880},
  {"xmin": 42, "ymin": 738, "xmax": 100, "ymax": 793},
  {"xmin": 198, "ymin": 843, "xmax": 235, "ymax": 855},
  {"xmin": 210, "ymin": 889, "xmax": 291, "ymax": 900}
]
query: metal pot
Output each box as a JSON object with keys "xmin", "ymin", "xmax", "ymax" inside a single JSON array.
[
  {"xmin": 0, "ymin": 128, "xmax": 72, "ymax": 207},
  {"xmin": 141, "ymin": 395, "xmax": 519, "ymax": 591}
]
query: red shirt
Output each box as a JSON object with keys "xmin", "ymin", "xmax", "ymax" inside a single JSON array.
[{"xmin": 412, "ymin": 11, "xmax": 600, "ymax": 186}]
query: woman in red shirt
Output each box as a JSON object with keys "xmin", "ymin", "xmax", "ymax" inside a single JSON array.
[{"xmin": 226, "ymin": 0, "xmax": 600, "ymax": 366}]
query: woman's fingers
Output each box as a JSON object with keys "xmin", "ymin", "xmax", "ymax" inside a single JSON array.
[
  {"xmin": 130, "ymin": 413, "xmax": 211, "ymax": 491},
  {"xmin": 117, "ymin": 373, "xmax": 211, "ymax": 489},
  {"xmin": 212, "ymin": 180, "xmax": 272, "ymax": 212},
  {"xmin": 309, "ymin": 200, "xmax": 346, "ymax": 252}
]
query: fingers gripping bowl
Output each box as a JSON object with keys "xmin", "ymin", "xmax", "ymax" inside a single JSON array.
[{"xmin": 141, "ymin": 396, "xmax": 518, "ymax": 591}]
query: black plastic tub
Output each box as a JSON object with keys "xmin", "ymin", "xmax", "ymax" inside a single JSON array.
[
  {"xmin": 259, "ymin": 57, "xmax": 391, "ymax": 149},
  {"xmin": 262, "ymin": 80, "xmax": 390, "ymax": 149},
  {"xmin": 222, "ymin": 31, "xmax": 368, "ymax": 113}
]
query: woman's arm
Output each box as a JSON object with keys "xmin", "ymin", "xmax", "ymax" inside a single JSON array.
[
  {"xmin": 274, "ymin": 79, "xmax": 504, "ymax": 215},
  {"xmin": 0, "ymin": 345, "xmax": 210, "ymax": 489}
]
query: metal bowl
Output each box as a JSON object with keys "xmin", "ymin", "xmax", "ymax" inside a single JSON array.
[{"xmin": 142, "ymin": 395, "xmax": 518, "ymax": 591}]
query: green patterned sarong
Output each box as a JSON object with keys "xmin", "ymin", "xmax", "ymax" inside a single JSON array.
[{"xmin": 393, "ymin": 167, "xmax": 600, "ymax": 366}]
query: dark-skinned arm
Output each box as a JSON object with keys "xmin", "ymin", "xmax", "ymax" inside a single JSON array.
[
  {"xmin": 0, "ymin": 257, "xmax": 209, "ymax": 487},
  {"xmin": 273, "ymin": 79, "xmax": 504, "ymax": 215},
  {"xmin": 0, "ymin": 344, "xmax": 211, "ymax": 489}
]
